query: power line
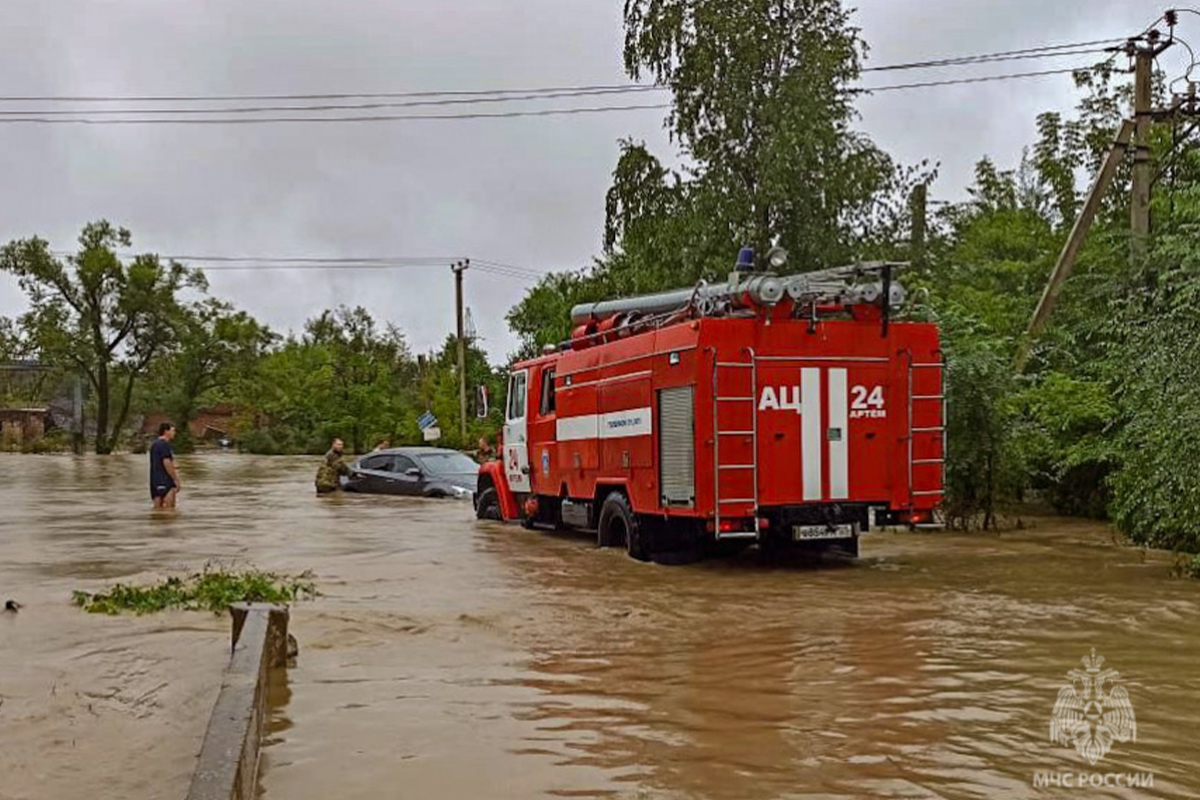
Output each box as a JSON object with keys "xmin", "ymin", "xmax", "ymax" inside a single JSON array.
[
  {"xmin": 0, "ymin": 51, "xmax": 1112, "ymax": 120},
  {"xmin": 194, "ymin": 262, "xmax": 536, "ymax": 279},
  {"xmin": 196, "ymin": 263, "xmax": 445, "ymax": 270},
  {"xmin": 50, "ymin": 250, "xmax": 462, "ymax": 265},
  {"xmin": 0, "ymin": 83, "xmax": 650, "ymax": 104},
  {"xmin": 470, "ymin": 262, "xmax": 549, "ymax": 278},
  {"xmin": 121, "ymin": 261, "xmax": 539, "ymax": 281},
  {"xmin": 860, "ymin": 66, "xmax": 1100, "ymax": 94},
  {"xmin": 47, "ymin": 249, "xmax": 547, "ymax": 280},
  {"xmin": 0, "ymin": 65, "xmax": 1103, "ymax": 125},
  {"xmin": 190, "ymin": 261, "xmax": 544, "ymax": 280},
  {"xmin": 0, "ymin": 102, "xmax": 673, "ymax": 125},
  {"xmin": 0, "ymin": 86, "xmax": 664, "ymax": 118},
  {"xmin": 861, "ymin": 40, "xmax": 1122, "ymax": 73},
  {"xmin": 0, "ymin": 36, "xmax": 1127, "ymax": 111},
  {"xmin": 476, "ymin": 267, "xmax": 543, "ymax": 281},
  {"xmin": 148, "ymin": 255, "xmax": 462, "ymax": 264}
]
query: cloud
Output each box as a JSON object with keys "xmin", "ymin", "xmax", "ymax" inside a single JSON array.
[{"xmin": 0, "ymin": 0, "xmax": 1169, "ymax": 360}]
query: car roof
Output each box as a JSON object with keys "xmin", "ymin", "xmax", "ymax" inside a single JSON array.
[{"xmin": 368, "ymin": 447, "xmax": 468, "ymax": 457}]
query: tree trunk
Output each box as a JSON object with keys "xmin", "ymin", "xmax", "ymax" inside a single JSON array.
[
  {"xmin": 106, "ymin": 368, "xmax": 140, "ymax": 454},
  {"xmin": 176, "ymin": 373, "xmax": 214, "ymax": 453},
  {"xmin": 95, "ymin": 362, "xmax": 111, "ymax": 455},
  {"xmin": 984, "ymin": 451, "xmax": 996, "ymax": 531},
  {"xmin": 173, "ymin": 402, "xmax": 198, "ymax": 453}
]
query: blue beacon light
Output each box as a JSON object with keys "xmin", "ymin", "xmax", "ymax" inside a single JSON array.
[{"xmin": 735, "ymin": 246, "xmax": 755, "ymax": 272}]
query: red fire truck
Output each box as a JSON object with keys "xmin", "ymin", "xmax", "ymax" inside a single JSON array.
[{"xmin": 476, "ymin": 249, "xmax": 944, "ymax": 561}]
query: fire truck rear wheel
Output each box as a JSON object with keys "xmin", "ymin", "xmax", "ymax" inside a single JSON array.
[
  {"xmin": 598, "ymin": 492, "xmax": 650, "ymax": 562},
  {"xmin": 475, "ymin": 488, "xmax": 502, "ymax": 521}
]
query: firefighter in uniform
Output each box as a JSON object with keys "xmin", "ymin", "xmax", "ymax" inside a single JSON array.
[{"xmin": 315, "ymin": 438, "xmax": 350, "ymax": 494}]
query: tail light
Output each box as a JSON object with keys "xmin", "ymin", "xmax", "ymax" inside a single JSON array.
[{"xmin": 706, "ymin": 518, "xmax": 758, "ymax": 533}]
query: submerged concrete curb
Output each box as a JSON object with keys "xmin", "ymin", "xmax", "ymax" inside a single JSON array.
[{"xmin": 185, "ymin": 603, "xmax": 289, "ymax": 800}]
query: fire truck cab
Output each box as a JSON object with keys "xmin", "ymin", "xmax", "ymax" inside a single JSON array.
[{"xmin": 476, "ymin": 253, "xmax": 944, "ymax": 561}]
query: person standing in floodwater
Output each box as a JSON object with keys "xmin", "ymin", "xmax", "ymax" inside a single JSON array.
[
  {"xmin": 475, "ymin": 435, "xmax": 496, "ymax": 463},
  {"xmin": 150, "ymin": 422, "xmax": 181, "ymax": 509},
  {"xmin": 315, "ymin": 437, "xmax": 350, "ymax": 495}
]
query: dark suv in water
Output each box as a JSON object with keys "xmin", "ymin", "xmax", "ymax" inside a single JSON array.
[{"xmin": 344, "ymin": 447, "xmax": 477, "ymax": 498}]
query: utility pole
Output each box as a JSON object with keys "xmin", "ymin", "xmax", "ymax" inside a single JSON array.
[
  {"xmin": 1131, "ymin": 39, "xmax": 1155, "ymax": 260},
  {"xmin": 909, "ymin": 183, "xmax": 928, "ymax": 272},
  {"xmin": 1130, "ymin": 20, "xmax": 1176, "ymax": 259},
  {"xmin": 1014, "ymin": 20, "xmax": 1177, "ymax": 372},
  {"xmin": 453, "ymin": 259, "xmax": 470, "ymax": 444},
  {"xmin": 1014, "ymin": 120, "xmax": 1136, "ymax": 372}
]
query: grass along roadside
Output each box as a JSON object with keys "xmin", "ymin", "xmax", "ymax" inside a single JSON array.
[{"xmin": 72, "ymin": 566, "xmax": 318, "ymax": 615}]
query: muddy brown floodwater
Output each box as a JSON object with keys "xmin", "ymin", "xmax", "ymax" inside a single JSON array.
[{"xmin": 1, "ymin": 453, "xmax": 1198, "ymax": 800}]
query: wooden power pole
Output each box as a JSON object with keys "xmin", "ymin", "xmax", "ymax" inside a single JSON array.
[
  {"xmin": 1013, "ymin": 120, "xmax": 1136, "ymax": 373},
  {"xmin": 1014, "ymin": 23, "xmax": 1176, "ymax": 373},
  {"xmin": 910, "ymin": 183, "xmax": 928, "ymax": 272},
  {"xmin": 1131, "ymin": 38, "xmax": 1155, "ymax": 259},
  {"xmin": 453, "ymin": 259, "xmax": 470, "ymax": 443}
]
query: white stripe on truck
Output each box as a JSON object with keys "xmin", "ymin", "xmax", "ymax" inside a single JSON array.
[
  {"xmin": 556, "ymin": 407, "xmax": 653, "ymax": 442},
  {"xmin": 828, "ymin": 368, "xmax": 849, "ymax": 500},
  {"xmin": 801, "ymin": 368, "xmax": 823, "ymax": 501}
]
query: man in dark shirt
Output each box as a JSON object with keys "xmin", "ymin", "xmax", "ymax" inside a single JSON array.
[{"xmin": 150, "ymin": 422, "xmax": 181, "ymax": 509}]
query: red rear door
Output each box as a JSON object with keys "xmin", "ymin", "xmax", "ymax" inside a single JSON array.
[{"xmin": 755, "ymin": 361, "xmax": 893, "ymax": 506}]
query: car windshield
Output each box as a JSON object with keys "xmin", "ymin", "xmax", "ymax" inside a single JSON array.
[{"xmin": 416, "ymin": 452, "xmax": 479, "ymax": 475}]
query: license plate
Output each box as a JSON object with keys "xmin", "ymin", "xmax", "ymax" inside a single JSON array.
[{"xmin": 793, "ymin": 524, "xmax": 855, "ymax": 541}]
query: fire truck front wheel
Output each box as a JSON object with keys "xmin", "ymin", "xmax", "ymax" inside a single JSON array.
[
  {"xmin": 598, "ymin": 492, "xmax": 650, "ymax": 562},
  {"xmin": 475, "ymin": 488, "xmax": 503, "ymax": 521}
]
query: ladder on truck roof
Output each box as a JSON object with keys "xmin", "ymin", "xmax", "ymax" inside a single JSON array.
[
  {"xmin": 712, "ymin": 348, "xmax": 760, "ymax": 539},
  {"xmin": 906, "ymin": 353, "xmax": 947, "ymax": 524}
]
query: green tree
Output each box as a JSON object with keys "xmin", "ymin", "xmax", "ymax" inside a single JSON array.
[
  {"xmin": 619, "ymin": 0, "xmax": 902, "ymax": 265},
  {"xmin": 0, "ymin": 317, "xmax": 24, "ymax": 361},
  {"xmin": 922, "ymin": 63, "xmax": 1179, "ymax": 529},
  {"xmin": 0, "ymin": 318, "xmax": 54, "ymax": 410},
  {"xmin": 1106, "ymin": 181, "xmax": 1200, "ymax": 552},
  {"xmin": 926, "ymin": 152, "xmax": 1128, "ymax": 525},
  {"xmin": 510, "ymin": 0, "xmax": 929, "ymax": 350},
  {"xmin": 302, "ymin": 306, "xmax": 417, "ymax": 453},
  {"xmin": 225, "ymin": 306, "xmax": 421, "ymax": 455},
  {"xmin": 506, "ymin": 268, "xmax": 615, "ymax": 358},
  {"xmin": 228, "ymin": 337, "xmax": 338, "ymax": 455},
  {"xmin": 142, "ymin": 299, "xmax": 275, "ymax": 451},
  {"xmin": 0, "ymin": 222, "xmax": 203, "ymax": 454},
  {"xmin": 416, "ymin": 335, "xmax": 506, "ymax": 450}
]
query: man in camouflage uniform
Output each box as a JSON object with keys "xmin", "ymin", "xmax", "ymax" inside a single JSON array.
[{"xmin": 315, "ymin": 437, "xmax": 350, "ymax": 494}]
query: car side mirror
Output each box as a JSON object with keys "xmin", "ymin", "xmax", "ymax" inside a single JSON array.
[{"xmin": 405, "ymin": 467, "xmax": 422, "ymax": 477}]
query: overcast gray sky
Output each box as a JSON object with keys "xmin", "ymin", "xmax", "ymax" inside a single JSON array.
[{"xmin": 0, "ymin": 0, "xmax": 1176, "ymax": 360}]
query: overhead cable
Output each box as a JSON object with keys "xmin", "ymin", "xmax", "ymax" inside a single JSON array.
[
  {"xmin": 0, "ymin": 66, "xmax": 1103, "ymax": 125},
  {"xmin": 0, "ymin": 36, "xmax": 1127, "ymax": 108}
]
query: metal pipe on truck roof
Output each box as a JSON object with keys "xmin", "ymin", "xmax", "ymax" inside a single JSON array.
[
  {"xmin": 570, "ymin": 283, "xmax": 723, "ymax": 325},
  {"xmin": 569, "ymin": 262, "xmax": 909, "ymax": 326},
  {"xmin": 569, "ymin": 276, "xmax": 783, "ymax": 325}
]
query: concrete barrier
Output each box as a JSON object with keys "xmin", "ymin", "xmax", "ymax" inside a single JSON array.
[{"xmin": 185, "ymin": 603, "xmax": 289, "ymax": 800}]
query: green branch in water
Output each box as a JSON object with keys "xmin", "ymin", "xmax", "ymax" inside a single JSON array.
[{"xmin": 72, "ymin": 566, "xmax": 318, "ymax": 615}]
